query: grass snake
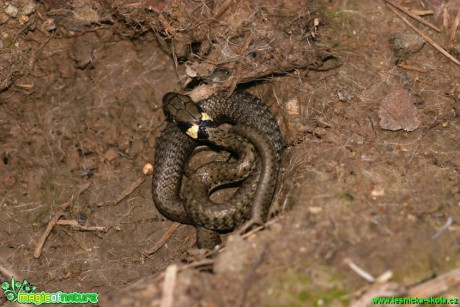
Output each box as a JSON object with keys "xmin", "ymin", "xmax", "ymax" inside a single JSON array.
[{"xmin": 152, "ymin": 91, "xmax": 283, "ymax": 231}]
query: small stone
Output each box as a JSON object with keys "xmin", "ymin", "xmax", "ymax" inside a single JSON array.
[
  {"xmin": 284, "ymin": 98, "xmax": 300, "ymax": 116},
  {"xmin": 4, "ymin": 4, "xmax": 19, "ymax": 17},
  {"xmin": 378, "ymin": 88, "xmax": 420, "ymax": 131},
  {"xmin": 103, "ymin": 148, "xmax": 119, "ymax": 161},
  {"xmin": 388, "ymin": 32, "xmax": 426, "ymax": 59},
  {"xmin": 18, "ymin": 14, "xmax": 29, "ymax": 24},
  {"xmin": 337, "ymin": 89, "xmax": 352, "ymax": 102},
  {"xmin": 75, "ymin": 211, "xmax": 88, "ymax": 225},
  {"xmin": 20, "ymin": 0, "xmax": 36, "ymax": 15},
  {"xmin": 308, "ymin": 206, "xmax": 322, "ymax": 214},
  {"xmin": 142, "ymin": 163, "xmax": 154, "ymax": 175},
  {"xmin": 371, "ymin": 186, "xmax": 385, "ymax": 198},
  {"xmin": 185, "ymin": 64, "xmax": 197, "ymax": 77},
  {"xmin": 42, "ymin": 18, "xmax": 56, "ymax": 32}
]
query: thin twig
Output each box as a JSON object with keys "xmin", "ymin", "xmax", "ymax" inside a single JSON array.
[
  {"xmin": 386, "ymin": 3, "xmax": 460, "ymax": 66},
  {"xmin": 384, "ymin": 0, "xmax": 440, "ymax": 32},
  {"xmin": 397, "ymin": 63, "xmax": 428, "ymax": 73},
  {"xmin": 144, "ymin": 222, "xmax": 181, "ymax": 255},
  {"xmin": 56, "ymin": 219, "xmax": 107, "ymax": 232},
  {"xmin": 449, "ymin": 8, "xmax": 460, "ymax": 48},
  {"xmin": 409, "ymin": 10, "xmax": 434, "ymax": 17},
  {"xmin": 346, "ymin": 259, "xmax": 376, "ymax": 283},
  {"xmin": 34, "ymin": 182, "xmax": 91, "ymax": 258}
]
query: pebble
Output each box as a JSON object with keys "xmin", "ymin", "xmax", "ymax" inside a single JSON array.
[
  {"xmin": 21, "ymin": 0, "xmax": 36, "ymax": 15},
  {"xmin": 284, "ymin": 98, "xmax": 300, "ymax": 116},
  {"xmin": 4, "ymin": 4, "xmax": 18, "ymax": 17},
  {"xmin": 42, "ymin": 18, "xmax": 56, "ymax": 32},
  {"xmin": 337, "ymin": 89, "xmax": 352, "ymax": 102},
  {"xmin": 18, "ymin": 14, "xmax": 28, "ymax": 24},
  {"xmin": 103, "ymin": 148, "xmax": 119, "ymax": 162},
  {"xmin": 388, "ymin": 32, "xmax": 426, "ymax": 59}
]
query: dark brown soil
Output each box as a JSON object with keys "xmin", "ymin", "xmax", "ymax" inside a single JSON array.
[{"xmin": 1, "ymin": 0, "xmax": 459, "ymax": 306}]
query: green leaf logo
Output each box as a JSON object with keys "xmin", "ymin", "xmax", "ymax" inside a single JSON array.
[{"xmin": 1, "ymin": 277, "xmax": 37, "ymax": 302}]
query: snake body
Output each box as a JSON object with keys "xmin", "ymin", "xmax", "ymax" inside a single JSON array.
[{"xmin": 152, "ymin": 91, "xmax": 283, "ymax": 231}]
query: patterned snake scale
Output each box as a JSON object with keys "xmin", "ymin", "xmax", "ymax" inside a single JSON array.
[{"xmin": 152, "ymin": 90, "xmax": 283, "ymax": 231}]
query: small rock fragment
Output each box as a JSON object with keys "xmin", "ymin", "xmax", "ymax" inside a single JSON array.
[
  {"xmin": 42, "ymin": 18, "xmax": 56, "ymax": 32},
  {"xmin": 389, "ymin": 32, "xmax": 426, "ymax": 59},
  {"xmin": 21, "ymin": 0, "xmax": 36, "ymax": 15},
  {"xmin": 285, "ymin": 98, "xmax": 300, "ymax": 116},
  {"xmin": 337, "ymin": 89, "xmax": 352, "ymax": 102},
  {"xmin": 378, "ymin": 89, "xmax": 420, "ymax": 131},
  {"xmin": 18, "ymin": 14, "xmax": 29, "ymax": 24},
  {"xmin": 104, "ymin": 148, "xmax": 119, "ymax": 161},
  {"xmin": 142, "ymin": 163, "xmax": 154, "ymax": 175},
  {"xmin": 4, "ymin": 4, "xmax": 18, "ymax": 17}
]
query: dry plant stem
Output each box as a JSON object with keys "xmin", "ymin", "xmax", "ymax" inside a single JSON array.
[
  {"xmin": 56, "ymin": 219, "xmax": 107, "ymax": 232},
  {"xmin": 449, "ymin": 8, "xmax": 460, "ymax": 47},
  {"xmin": 102, "ymin": 176, "xmax": 146, "ymax": 206},
  {"xmin": 33, "ymin": 182, "xmax": 91, "ymax": 258},
  {"xmin": 386, "ymin": 4, "xmax": 460, "ymax": 66},
  {"xmin": 384, "ymin": 0, "xmax": 440, "ymax": 32},
  {"xmin": 410, "ymin": 10, "xmax": 434, "ymax": 17},
  {"xmin": 397, "ymin": 63, "xmax": 428, "ymax": 73},
  {"xmin": 160, "ymin": 264, "xmax": 178, "ymax": 307},
  {"xmin": 346, "ymin": 259, "xmax": 376, "ymax": 283},
  {"xmin": 144, "ymin": 222, "xmax": 181, "ymax": 255}
]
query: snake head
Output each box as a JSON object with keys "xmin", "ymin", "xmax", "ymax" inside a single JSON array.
[{"xmin": 162, "ymin": 92, "xmax": 215, "ymax": 140}]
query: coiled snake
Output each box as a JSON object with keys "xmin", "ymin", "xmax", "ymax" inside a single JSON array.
[{"xmin": 152, "ymin": 91, "xmax": 283, "ymax": 232}]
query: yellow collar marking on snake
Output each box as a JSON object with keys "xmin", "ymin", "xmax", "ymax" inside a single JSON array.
[
  {"xmin": 201, "ymin": 112, "xmax": 213, "ymax": 121},
  {"xmin": 186, "ymin": 125, "xmax": 199, "ymax": 139},
  {"xmin": 186, "ymin": 112, "xmax": 213, "ymax": 139}
]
